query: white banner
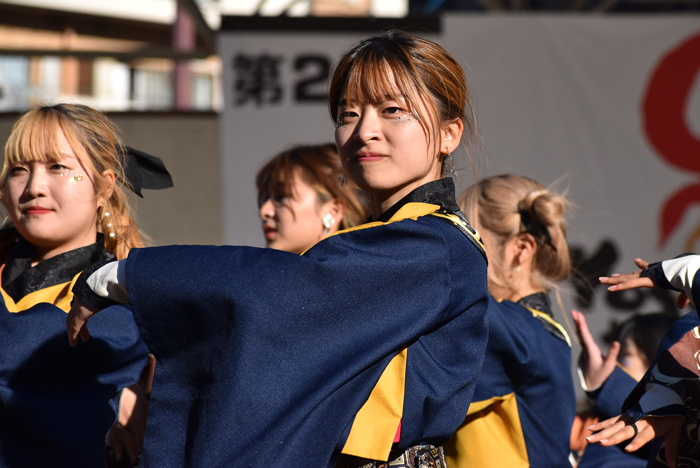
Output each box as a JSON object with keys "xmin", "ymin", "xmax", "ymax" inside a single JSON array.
[{"xmin": 219, "ymin": 15, "xmax": 700, "ymax": 347}]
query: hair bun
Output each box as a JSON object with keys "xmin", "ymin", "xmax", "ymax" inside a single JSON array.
[{"xmin": 523, "ymin": 190, "xmax": 565, "ymax": 230}]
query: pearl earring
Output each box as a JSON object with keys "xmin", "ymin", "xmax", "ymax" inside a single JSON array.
[
  {"xmin": 444, "ymin": 146, "xmax": 458, "ymax": 179},
  {"xmin": 322, "ymin": 213, "xmax": 335, "ymax": 234},
  {"xmin": 102, "ymin": 203, "xmax": 115, "ymax": 239}
]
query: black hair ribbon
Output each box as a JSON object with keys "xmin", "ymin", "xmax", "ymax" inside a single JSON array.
[
  {"xmin": 118, "ymin": 146, "xmax": 174, "ymax": 197},
  {"xmin": 519, "ymin": 207, "xmax": 557, "ymax": 252}
]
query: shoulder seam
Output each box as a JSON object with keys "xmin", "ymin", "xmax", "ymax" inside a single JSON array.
[
  {"xmin": 427, "ymin": 211, "xmax": 487, "ymax": 264},
  {"xmin": 526, "ymin": 307, "xmax": 572, "ymax": 347}
]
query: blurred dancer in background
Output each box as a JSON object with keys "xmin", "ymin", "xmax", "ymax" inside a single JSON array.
[
  {"xmin": 256, "ymin": 143, "xmax": 368, "ymax": 253},
  {"xmin": 445, "ymin": 174, "xmax": 575, "ymax": 468}
]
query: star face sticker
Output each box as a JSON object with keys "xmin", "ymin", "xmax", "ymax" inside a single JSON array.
[{"xmin": 69, "ymin": 174, "xmax": 84, "ymax": 185}]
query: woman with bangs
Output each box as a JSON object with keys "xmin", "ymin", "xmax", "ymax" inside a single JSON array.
[
  {"xmin": 67, "ymin": 30, "xmax": 489, "ymax": 468},
  {"xmin": 0, "ymin": 103, "xmax": 170, "ymax": 467},
  {"xmin": 256, "ymin": 143, "xmax": 368, "ymax": 254}
]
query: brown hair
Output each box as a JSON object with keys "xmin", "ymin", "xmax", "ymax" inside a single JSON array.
[
  {"xmin": 256, "ymin": 143, "xmax": 369, "ymax": 230},
  {"xmin": 328, "ymin": 29, "xmax": 477, "ymax": 175},
  {"xmin": 459, "ymin": 174, "xmax": 571, "ymax": 292},
  {"xmin": 1, "ymin": 104, "xmax": 145, "ymax": 259}
]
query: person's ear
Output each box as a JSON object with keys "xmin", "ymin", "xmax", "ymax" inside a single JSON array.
[
  {"xmin": 440, "ymin": 118, "xmax": 464, "ymax": 154},
  {"xmin": 321, "ymin": 199, "xmax": 345, "ymax": 234},
  {"xmin": 514, "ymin": 232, "xmax": 538, "ymax": 266},
  {"xmin": 98, "ymin": 169, "xmax": 116, "ymax": 206}
]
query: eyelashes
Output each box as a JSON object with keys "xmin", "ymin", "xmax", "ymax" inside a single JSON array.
[{"xmin": 335, "ymin": 111, "xmax": 356, "ymax": 128}]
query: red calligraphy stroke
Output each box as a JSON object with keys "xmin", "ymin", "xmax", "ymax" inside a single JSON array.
[{"xmin": 643, "ymin": 31, "xmax": 700, "ymax": 248}]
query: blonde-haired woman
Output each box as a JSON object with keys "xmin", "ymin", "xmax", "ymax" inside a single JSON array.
[
  {"xmin": 445, "ymin": 174, "xmax": 575, "ymax": 468},
  {"xmin": 0, "ymin": 103, "xmax": 170, "ymax": 467}
]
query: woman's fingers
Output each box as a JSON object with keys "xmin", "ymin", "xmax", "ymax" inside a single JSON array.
[
  {"xmin": 588, "ymin": 414, "xmax": 622, "ymax": 432},
  {"xmin": 600, "ymin": 423, "xmax": 649, "ymax": 447},
  {"xmin": 619, "ymin": 423, "xmax": 655, "ymax": 450},
  {"xmin": 602, "ymin": 341, "xmax": 621, "ymax": 373},
  {"xmin": 571, "ymin": 311, "xmax": 584, "ymax": 346},
  {"xmin": 572, "ymin": 310, "xmax": 618, "ymax": 389},
  {"xmin": 78, "ymin": 322, "xmax": 91, "ymax": 343},
  {"xmin": 590, "ymin": 413, "xmax": 684, "ymax": 467},
  {"xmin": 600, "ymin": 258, "xmax": 657, "ymax": 291},
  {"xmin": 600, "ymin": 271, "xmax": 640, "ymax": 284},
  {"xmin": 602, "ymin": 276, "xmax": 655, "ymax": 291},
  {"xmin": 588, "ymin": 420, "xmax": 627, "ymax": 443},
  {"xmin": 573, "ymin": 310, "xmax": 602, "ymax": 357},
  {"xmin": 587, "ymin": 415, "xmax": 625, "ymax": 442},
  {"xmin": 66, "ymin": 308, "xmax": 86, "ymax": 346},
  {"xmin": 589, "ymin": 416, "xmax": 648, "ymax": 447},
  {"xmin": 66, "ymin": 298, "xmax": 98, "ymax": 346}
]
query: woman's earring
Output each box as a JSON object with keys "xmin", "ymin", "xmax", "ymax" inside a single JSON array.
[
  {"xmin": 444, "ymin": 146, "xmax": 458, "ymax": 179},
  {"xmin": 102, "ymin": 202, "xmax": 115, "ymax": 239},
  {"xmin": 322, "ymin": 213, "xmax": 335, "ymax": 234},
  {"xmin": 341, "ymin": 172, "xmax": 347, "ymax": 187}
]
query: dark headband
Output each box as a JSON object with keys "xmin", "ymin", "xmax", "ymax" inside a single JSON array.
[
  {"xmin": 118, "ymin": 146, "xmax": 173, "ymax": 197},
  {"xmin": 519, "ymin": 207, "xmax": 557, "ymax": 252}
]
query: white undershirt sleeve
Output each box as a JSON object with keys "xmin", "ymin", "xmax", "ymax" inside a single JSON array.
[
  {"xmin": 661, "ymin": 255, "xmax": 700, "ymax": 309},
  {"xmin": 85, "ymin": 259, "xmax": 129, "ymax": 304}
]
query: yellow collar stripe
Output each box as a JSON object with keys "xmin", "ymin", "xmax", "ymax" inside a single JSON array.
[
  {"xmin": 430, "ymin": 211, "xmax": 483, "ymax": 246},
  {"xmin": 525, "ymin": 307, "xmax": 572, "ymax": 348},
  {"xmin": 303, "ymin": 202, "xmax": 442, "ymax": 255},
  {"xmin": 2, "ymin": 272, "xmax": 81, "ymax": 313}
]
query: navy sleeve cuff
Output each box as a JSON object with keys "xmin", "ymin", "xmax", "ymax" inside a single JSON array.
[{"xmin": 71, "ymin": 261, "xmax": 122, "ymax": 311}]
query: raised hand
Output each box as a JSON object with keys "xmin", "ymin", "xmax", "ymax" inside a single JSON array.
[
  {"xmin": 600, "ymin": 258, "xmax": 657, "ymax": 292},
  {"xmin": 571, "ymin": 310, "xmax": 620, "ymax": 390}
]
